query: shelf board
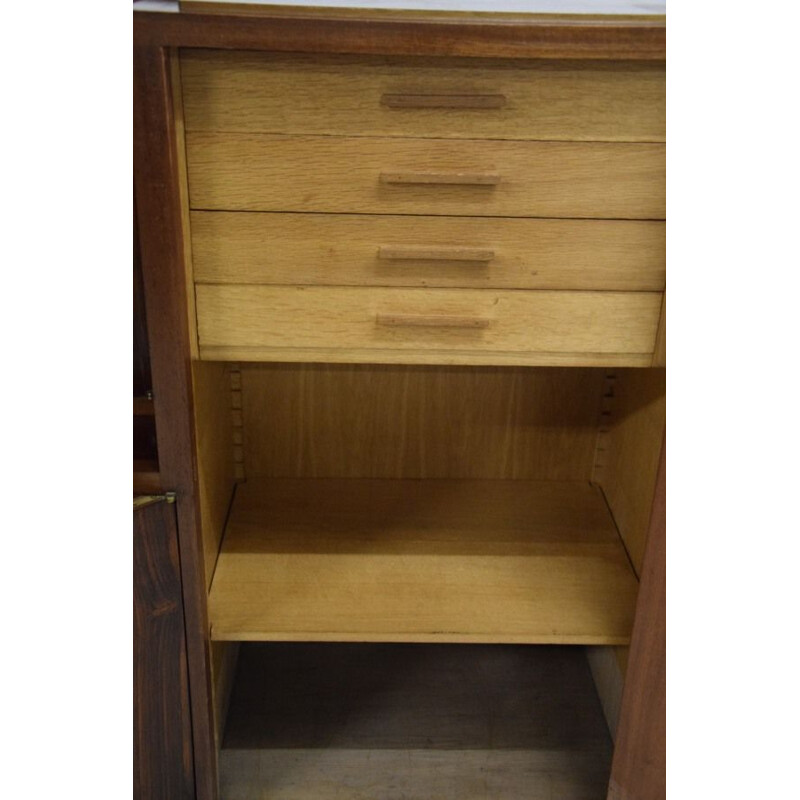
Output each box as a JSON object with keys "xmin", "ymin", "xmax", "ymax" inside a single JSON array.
[{"xmin": 209, "ymin": 478, "xmax": 638, "ymax": 644}]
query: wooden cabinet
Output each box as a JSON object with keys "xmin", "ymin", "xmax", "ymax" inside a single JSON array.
[{"xmin": 134, "ymin": 5, "xmax": 665, "ymax": 799}]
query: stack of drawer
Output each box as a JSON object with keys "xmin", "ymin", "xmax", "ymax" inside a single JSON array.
[{"xmin": 181, "ymin": 50, "xmax": 665, "ymax": 366}]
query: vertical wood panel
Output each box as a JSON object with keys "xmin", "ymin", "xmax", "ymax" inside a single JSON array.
[
  {"xmin": 192, "ymin": 360, "xmax": 236, "ymax": 592},
  {"xmin": 134, "ymin": 45, "xmax": 217, "ymax": 800},
  {"xmin": 242, "ymin": 364, "xmax": 606, "ymax": 480},
  {"xmin": 652, "ymin": 294, "xmax": 666, "ymax": 367},
  {"xmin": 608, "ymin": 441, "xmax": 665, "ymax": 800},
  {"xmin": 211, "ymin": 641, "xmax": 241, "ymax": 751},
  {"xmin": 133, "ymin": 500, "xmax": 195, "ymax": 800},
  {"xmin": 595, "ymin": 369, "xmax": 665, "ymax": 575}
]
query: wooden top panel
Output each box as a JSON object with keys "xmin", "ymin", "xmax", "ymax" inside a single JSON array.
[
  {"xmin": 180, "ymin": 1, "xmax": 666, "ymax": 14},
  {"xmin": 208, "ymin": 478, "xmax": 640, "ymax": 643},
  {"xmin": 134, "ymin": 6, "xmax": 665, "ymax": 60}
]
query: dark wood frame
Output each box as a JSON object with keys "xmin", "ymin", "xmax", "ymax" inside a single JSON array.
[
  {"xmin": 133, "ymin": 9, "xmax": 665, "ymax": 799},
  {"xmin": 133, "ymin": 498, "xmax": 196, "ymax": 800},
  {"xmin": 134, "ymin": 8, "xmax": 665, "ymax": 59},
  {"xmin": 134, "ymin": 44, "xmax": 218, "ymax": 799}
]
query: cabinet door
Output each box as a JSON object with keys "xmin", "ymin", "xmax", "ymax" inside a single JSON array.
[
  {"xmin": 134, "ymin": 498, "xmax": 195, "ymax": 800},
  {"xmin": 608, "ymin": 444, "xmax": 666, "ymax": 799}
]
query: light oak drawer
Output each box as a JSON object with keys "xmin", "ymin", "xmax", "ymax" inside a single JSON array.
[
  {"xmin": 195, "ymin": 286, "xmax": 662, "ymax": 367},
  {"xmin": 186, "ymin": 134, "xmax": 665, "ymax": 219},
  {"xmin": 181, "ymin": 51, "xmax": 665, "ymax": 143},
  {"xmin": 192, "ymin": 212, "xmax": 665, "ymax": 291}
]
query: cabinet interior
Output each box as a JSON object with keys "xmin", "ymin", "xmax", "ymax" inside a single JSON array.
[{"xmin": 190, "ymin": 359, "xmax": 664, "ymax": 772}]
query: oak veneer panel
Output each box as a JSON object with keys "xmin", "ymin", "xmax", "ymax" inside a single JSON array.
[
  {"xmin": 192, "ymin": 212, "xmax": 665, "ymax": 291},
  {"xmin": 190, "ymin": 361, "xmax": 238, "ymax": 762},
  {"xmin": 652, "ymin": 294, "xmax": 665, "ymax": 366},
  {"xmin": 208, "ymin": 478, "xmax": 639, "ymax": 643},
  {"xmin": 192, "ymin": 361, "xmax": 237, "ymax": 592},
  {"xmin": 195, "ymin": 285, "xmax": 662, "ymax": 365},
  {"xmin": 203, "ymin": 348, "xmax": 654, "ymax": 366},
  {"xmin": 171, "ymin": 53, "xmax": 200, "ymax": 360},
  {"xmin": 181, "ymin": 50, "xmax": 664, "ymax": 142},
  {"xmin": 595, "ymin": 368, "xmax": 665, "ymax": 575},
  {"xmin": 608, "ymin": 443, "xmax": 665, "ymax": 800},
  {"xmin": 186, "ymin": 133, "xmax": 665, "ymax": 219},
  {"xmin": 241, "ymin": 364, "xmax": 605, "ymax": 480}
]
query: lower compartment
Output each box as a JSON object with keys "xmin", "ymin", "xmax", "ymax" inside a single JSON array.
[
  {"xmin": 208, "ymin": 478, "xmax": 638, "ymax": 644},
  {"xmin": 220, "ymin": 642, "xmax": 614, "ymax": 800}
]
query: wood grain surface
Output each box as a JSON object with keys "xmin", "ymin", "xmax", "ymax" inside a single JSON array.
[
  {"xmin": 608, "ymin": 441, "xmax": 665, "ymax": 800},
  {"xmin": 186, "ymin": 133, "xmax": 665, "ymax": 219},
  {"xmin": 652, "ymin": 293, "xmax": 666, "ymax": 366},
  {"xmin": 134, "ymin": 45, "xmax": 217, "ymax": 799},
  {"xmin": 191, "ymin": 212, "xmax": 665, "ymax": 291},
  {"xmin": 134, "ymin": 9, "xmax": 666, "ymax": 61},
  {"xmin": 134, "ymin": 499, "xmax": 195, "ymax": 800},
  {"xmin": 240, "ymin": 364, "xmax": 606, "ymax": 480},
  {"xmin": 191, "ymin": 361, "xmax": 236, "ymax": 592},
  {"xmin": 195, "ymin": 285, "xmax": 662, "ymax": 365},
  {"xmin": 181, "ymin": 50, "xmax": 664, "ymax": 142},
  {"xmin": 594, "ymin": 369, "xmax": 665, "ymax": 575},
  {"xmin": 208, "ymin": 478, "xmax": 639, "ymax": 643}
]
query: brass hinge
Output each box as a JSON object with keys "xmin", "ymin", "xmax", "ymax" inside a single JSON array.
[{"xmin": 133, "ymin": 491, "xmax": 177, "ymax": 510}]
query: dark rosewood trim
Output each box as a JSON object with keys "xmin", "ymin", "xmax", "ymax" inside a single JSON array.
[
  {"xmin": 134, "ymin": 10, "xmax": 665, "ymax": 60},
  {"xmin": 133, "ymin": 499, "xmax": 195, "ymax": 800},
  {"xmin": 608, "ymin": 438, "xmax": 666, "ymax": 800},
  {"xmin": 134, "ymin": 45, "xmax": 218, "ymax": 800}
]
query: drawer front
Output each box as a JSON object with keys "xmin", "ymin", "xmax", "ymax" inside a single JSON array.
[
  {"xmin": 192, "ymin": 212, "xmax": 665, "ymax": 291},
  {"xmin": 195, "ymin": 285, "xmax": 662, "ymax": 366},
  {"xmin": 186, "ymin": 134, "xmax": 665, "ymax": 219},
  {"xmin": 181, "ymin": 51, "xmax": 665, "ymax": 143}
]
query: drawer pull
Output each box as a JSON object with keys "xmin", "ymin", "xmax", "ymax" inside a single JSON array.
[
  {"xmin": 380, "ymin": 170, "xmax": 501, "ymax": 186},
  {"xmin": 381, "ymin": 93, "xmax": 507, "ymax": 110},
  {"xmin": 376, "ymin": 314, "xmax": 490, "ymax": 329},
  {"xmin": 379, "ymin": 245, "xmax": 495, "ymax": 263}
]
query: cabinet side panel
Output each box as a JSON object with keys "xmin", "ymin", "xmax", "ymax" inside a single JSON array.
[
  {"xmin": 211, "ymin": 641, "xmax": 241, "ymax": 751},
  {"xmin": 608, "ymin": 442, "xmax": 665, "ymax": 800},
  {"xmin": 192, "ymin": 360, "xmax": 236, "ymax": 592},
  {"xmin": 594, "ymin": 368, "xmax": 665, "ymax": 575},
  {"xmin": 591, "ymin": 368, "xmax": 664, "ymax": 743},
  {"xmin": 241, "ymin": 364, "xmax": 606, "ymax": 480},
  {"xmin": 192, "ymin": 360, "xmax": 238, "ymax": 751}
]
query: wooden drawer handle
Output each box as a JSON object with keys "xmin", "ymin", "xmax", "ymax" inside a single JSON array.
[
  {"xmin": 376, "ymin": 314, "xmax": 490, "ymax": 329},
  {"xmin": 381, "ymin": 93, "xmax": 507, "ymax": 109},
  {"xmin": 380, "ymin": 171, "xmax": 501, "ymax": 186},
  {"xmin": 379, "ymin": 245, "xmax": 495, "ymax": 262}
]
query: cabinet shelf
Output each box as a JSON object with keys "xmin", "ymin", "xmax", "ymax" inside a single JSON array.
[{"xmin": 209, "ymin": 478, "xmax": 638, "ymax": 644}]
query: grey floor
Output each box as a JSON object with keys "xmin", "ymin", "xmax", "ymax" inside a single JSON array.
[{"xmin": 220, "ymin": 643, "xmax": 613, "ymax": 800}]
